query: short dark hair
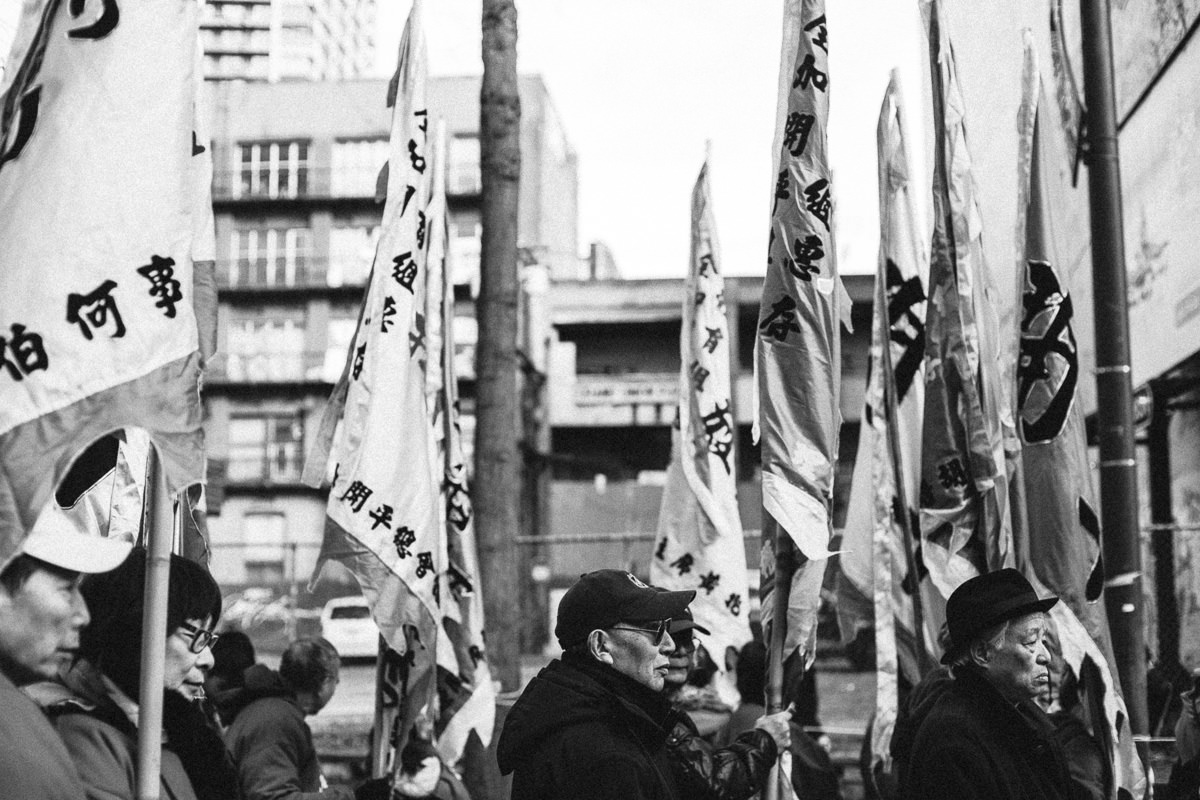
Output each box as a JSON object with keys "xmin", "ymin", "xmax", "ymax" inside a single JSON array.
[
  {"xmin": 280, "ymin": 637, "xmax": 340, "ymax": 694},
  {"xmin": 210, "ymin": 630, "xmax": 256, "ymax": 682},
  {"xmin": 0, "ymin": 554, "xmax": 78, "ymax": 594}
]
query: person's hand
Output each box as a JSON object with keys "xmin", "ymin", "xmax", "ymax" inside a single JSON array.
[
  {"xmin": 354, "ymin": 777, "xmax": 391, "ymax": 800},
  {"xmin": 755, "ymin": 705, "xmax": 793, "ymax": 751}
]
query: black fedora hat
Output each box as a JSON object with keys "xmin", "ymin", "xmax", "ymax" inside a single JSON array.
[{"xmin": 941, "ymin": 568, "xmax": 1058, "ymax": 665}]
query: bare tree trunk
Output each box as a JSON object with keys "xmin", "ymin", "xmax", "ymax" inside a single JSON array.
[{"xmin": 477, "ymin": 0, "xmax": 521, "ymax": 692}]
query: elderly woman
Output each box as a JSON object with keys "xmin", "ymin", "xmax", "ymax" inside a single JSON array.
[{"xmin": 38, "ymin": 547, "xmax": 239, "ymax": 800}]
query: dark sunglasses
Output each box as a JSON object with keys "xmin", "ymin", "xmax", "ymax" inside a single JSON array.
[
  {"xmin": 178, "ymin": 621, "xmax": 220, "ymax": 655},
  {"xmin": 609, "ymin": 619, "xmax": 670, "ymax": 647}
]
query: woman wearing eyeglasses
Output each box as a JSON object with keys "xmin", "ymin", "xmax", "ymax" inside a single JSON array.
[{"xmin": 32, "ymin": 547, "xmax": 240, "ymax": 800}]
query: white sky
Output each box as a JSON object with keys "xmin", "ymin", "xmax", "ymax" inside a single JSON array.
[{"xmin": 375, "ymin": 1, "xmax": 928, "ymax": 279}]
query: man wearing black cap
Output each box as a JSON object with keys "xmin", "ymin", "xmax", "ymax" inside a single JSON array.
[
  {"xmin": 496, "ymin": 569, "xmax": 695, "ymax": 799},
  {"xmin": 900, "ymin": 568, "xmax": 1076, "ymax": 800}
]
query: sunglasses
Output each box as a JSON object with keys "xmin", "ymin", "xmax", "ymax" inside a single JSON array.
[
  {"xmin": 178, "ymin": 621, "xmax": 220, "ymax": 655},
  {"xmin": 609, "ymin": 619, "xmax": 670, "ymax": 647}
]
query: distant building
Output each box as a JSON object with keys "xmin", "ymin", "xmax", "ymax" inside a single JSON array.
[
  {"xmin": 202, "ymin": 75, "xmax": 578, "ymax": 591},
  {"xmin": 200, "ymin": 0, "xmax": 376, "ymax": 82}
]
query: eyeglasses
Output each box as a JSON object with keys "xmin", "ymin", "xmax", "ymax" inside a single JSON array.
[
  {"xmin": 178, "ymin": 621, "xmax": 220, "ymax": 655},
  {"xmin": 609, "ymin": 619, "xmax": 670, "ymax": 647}
]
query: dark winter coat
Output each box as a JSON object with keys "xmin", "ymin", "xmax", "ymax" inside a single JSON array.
[
  {"xmin": 496, "ymin": 654, "xmax": 681, "ymax": 800},
  {"xmin": 223, "ymin": 665, "xmax": 354, "ymax": 800},
  {"xmin": 900, "ymin": 667, "xmax": 1078, "ymax": 800},
  {"xmin": 666, "ymin": 710, "xmax": 777, "ymax": 800}
]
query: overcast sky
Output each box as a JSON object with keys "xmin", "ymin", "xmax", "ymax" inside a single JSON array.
[{"xmin": 375, "ymin": 1, "xmax": 928, "ymax": 279}]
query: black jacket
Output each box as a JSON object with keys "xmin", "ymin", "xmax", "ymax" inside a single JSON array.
[
  {"xmin": 900, "ymin": 667, "xmax": 1078, "ymax": 800},
  {"xmin": 497, "ymin": 655, "xmax": 681, "ymax": 800},
  {"xmin": 666, "ymin": 711, "xmax": 777, "ymax": 800}
]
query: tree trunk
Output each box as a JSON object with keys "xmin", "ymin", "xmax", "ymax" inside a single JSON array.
[{"xmin": 477, "ymin": 0, "xmax": 522, "ymax": 692}]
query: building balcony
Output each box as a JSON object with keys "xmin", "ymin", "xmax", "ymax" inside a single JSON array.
[
  {"xmin": 212, "ymin": 166, "xmax": 483, "ymax": 202},
  {"xmin": 208, "ymin": 350, "xmax": 336, "ymax": 387},
  {"xmin": 216, "ymin": 257, "xmax": 370, "ymax": 294},
  {"xmin": 550, "ymin": 372, "xmax": 679, "ymax": 427}
]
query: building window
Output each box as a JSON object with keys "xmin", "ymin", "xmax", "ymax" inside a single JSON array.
[
  {"xmin": 226, "ymin": 227, "xmax": 312, "ymax": 287},
  {"xmin": 449, "ymin": 216, "xmax": 481, "ymax": 289},
  {"xmin": 449, "ymin": 135, "xmax": 481, "ymax": 195},
  {"xmin": 328, "ymin": 224, "xmax": 380, "ymax": 286},
  {"xmin": 324, "ymin": 309, "xmax": 359, "ymax": 383},
  {"xmin": 228, "ymin": 414, "xmax": 305, "ymax": 484},
  {"xmin": 241, "ymin": 512, "xmax": 287, "ymax": 585},
  {"xmin": 236, "ymin": 141, "xmax": 309, "ymax": 199},
  {"xmin": 331, "ymin": 138, "xmax": 388, "ymax": 197},
  {"xmin": 224, "ymin": 309, "xmax": 308, "ymax": 381}
]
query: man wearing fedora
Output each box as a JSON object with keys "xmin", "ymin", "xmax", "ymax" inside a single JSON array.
[
  {"xmin": 900, "ymin": 568, "xmax": 1077, "ymax": 800},
  {"xmin": 497, "ymin": 569, "xmax": 695, "ymax": 799}
]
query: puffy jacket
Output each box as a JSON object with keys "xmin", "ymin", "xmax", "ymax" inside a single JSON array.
[
  {"xmin": 496, "ymin": 655, "xmax": 680, "ymax": 800},
  {"xmin": 665, "ymin": 710, "xmax": 777, "ymax": 800}
]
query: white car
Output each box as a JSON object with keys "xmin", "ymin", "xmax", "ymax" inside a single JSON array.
[{"xmin": 320, "ymin": 596, "xmax": 378, "ymax": 660}]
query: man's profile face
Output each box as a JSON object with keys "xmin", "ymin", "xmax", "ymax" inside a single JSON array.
[
  {"xmin": 0, "ymin": 564, "xmax": 90, "ymax": 684},
  {"xmin": 983, "ymin": 612, "xmax": 1051, "ymax": 702},
  {"xmin": 606, "ymin": 624, "xmax": 674, "ymax": 691},
  {"xmin": 664, "ymin": 634, "xmax": 695, "ymax": 690}
]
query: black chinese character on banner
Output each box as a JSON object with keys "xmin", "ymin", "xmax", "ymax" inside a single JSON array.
[
  {"xmin": 408, "ymin": 140, "xmax": 425, "ymax": 174},
  {"xmin": 446, "ymin": 466, "xmax": 472, "ymax": 531},
  {"xmin": 394, "ymin": 526, "xmax": 416, "ymax": 559},
  {"xmin": 68, "ymin": 0, "xmax": 119, "ymax": 40},
  {"xmin": 803, "ymin": 178, "xmax": 832, "ymax": 230},
  {"xmin": 804, "ymin": 14, "xmax": 828, "ymax": 51},
  {"xmin": 689, "ymin": 360, "xmax": 710, "ymax": 392},
  {"xmin": 392, "ymin": 252, "xmax": 418, "ymax": 292},
  {"xmin": 793, "ymin": 54, "xmax": 828, "ymax": 92},
  {"xmin": 885, "ymin": 260, "xmax": 927, "ymax": 403},
  {"xmin": 137, "ymin": 255, "xmax": 183, "ymax": 318},
  {"xmin": 415, "ymin": 551, "xmax": 434, "ymax": 578},
  {"xmin": 369, "ymin": 504, "xmax": 394, "ymax": 530},
  {"xmin": 417, "ymin": 211, "xmax": 427, "ymax": 251},
  {"xmin": 702, "ymin": 327, "xmax": 723, "ymax": 354},
  {"xmin": 0, "ymin": 323, "xmax": 49, "ymax": 381},
  {"xmin": 789, "ymin": 234, "xmax": 824, "ymax": 281},
  {"xmin": 1018, "ymin": 260, "xmax": 1078, "ymax": 444},
  {"xmin": 698, "ymin": 254, "xmax": 717, "ymax": 277},
  {"xmin": 715, "ymin": 291, "xmax": 726, "ymax": 312},
  {"xmin": 725, "ymin": 593, "xmax": 742, "ymax": 616},
  {"xmin": 339, "ymin": 480, "xmax": 373, "ymax": 513},
  {"xmin": 0, "ymin": 86, "xmax": 41, "ymax": 169},
  {"xmin": 783, "ymin": 112, "xmax": 815, "ymax": 158},
  {"xmin": 699, "ymin": 571, "xmax": 720, "ymax": 595},
  {"xmin": 409, "ymin": 313, "xmax": 426, "ymax": 356},
  {"xmin": 936, "ymin": 457, "xmax": 969, "ymax": 492},
  {"xmin": 694, "ymin": 291, "xmax": 706, "ymax": 307},
  {"xmin": 772, "ymin": 169, "xmax": 790, "ymax": 213},
  {"xmin": 448, "ymin": 564, "xmax": 474, "ymax": 597},
  {"xmin": 655, "ymin": 537, "xmax": 668, "ymax": 561},
  {"xmin": 380, "ymin": 296, "xmax": 397, "ymax": 332},
  {"xmin": 702, "ymin": 401, "xmax": 734, "ymax": 474},
  {"xmin": 671, "ymin": 554, "xmax": 694, "ymax": 576},
  {"xmin": 66, "ymin": 280, "xmax": 125, "ymax": 340},
  {"xmin": 352, "ymin": 342, "xmax": 366, "ymax": 380},
  {"xmin": 759, "ymin": 296, "xmax": 801, "ymax": 343}
]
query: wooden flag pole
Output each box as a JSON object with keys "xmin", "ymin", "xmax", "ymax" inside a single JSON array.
[
  {"xmin": 136, "ymin": 447, "xmax": 174, "ymax": 800},
  {"xmin": 764, "ymin": 512, "xmax": 794, "ymax": 800}
]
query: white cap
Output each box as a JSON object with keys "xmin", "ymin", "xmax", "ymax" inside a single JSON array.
[{"xmin": 20, "ymin": 506, "xmax": 133, "ymax": 574}]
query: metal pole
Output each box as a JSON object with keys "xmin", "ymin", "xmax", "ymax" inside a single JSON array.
[
  {"xmin": 136, "ymin": 448, "xmax": 174, "ymax": 800},
  {"xmin": 1079, "ymin": 0, "xmax": 1149, "ymax": 740},
  {"xmin": 763, "ymin": 512, "xmax": 794, "ymax": 800},
  {"xmin": 1148, "ymin": 385, "xmax": 1179, "ymax": 674}
]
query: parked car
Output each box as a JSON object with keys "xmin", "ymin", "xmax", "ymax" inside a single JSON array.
[{"xmin": 320, "ymin": 596, "xmax": 378, "ymax": 660}]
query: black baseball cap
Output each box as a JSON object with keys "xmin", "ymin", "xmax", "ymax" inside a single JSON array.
[
  {"xmin": 556, "ymin": 570, "xmax": 695, "ymax": 648},
  {"xmin": 667, "ymin": 606, "xmax": 711, "ymax": 638},
  {"xmin": 941, "ymin": 568, "xmax": 1058, "ymax": 664}
]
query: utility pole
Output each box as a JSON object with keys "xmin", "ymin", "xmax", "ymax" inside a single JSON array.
[
  {"xmin": 1079, "ymin": 0, "xmax": 1148, "ymax": 739},
  {"xmin": 477, "ymin": 0, "xmax": 522, "ymax": 692}
]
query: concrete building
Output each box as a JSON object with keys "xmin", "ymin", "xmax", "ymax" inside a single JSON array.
[
  {"xmin": 200, "ymin": 0, "xmax": 376, "ymax": 82},
  {"xmin": 202, "ymin": 75, "xmax": 578, "ymax": 592}
]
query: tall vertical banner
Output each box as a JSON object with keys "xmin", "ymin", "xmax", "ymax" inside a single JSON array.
[
  {"xmin": 652, "ymin": 157, "xmax": 752, "ymax": 668},
  {"xmin": 1015, "ymin": 33, "xmax": 1144, "ymax": 800},
  {"xmin": 917, "ymin": 0, "xmax": 1013, "ymax": 599},
  {"xmin": 0, "ymin": 0, "xmax": 206, "ymax": 565},
  {"xmin": 305, "ymin": 0, "xmax": 442, "ymax": 768},
  {"xmin": 838, "ymin": 71, "xmax": 942, "ymax": 772},
  {"xmin": 428, "ymin": 121, "xmax": 495, "ymax": 765},
  {"xmin": 757, "ymin": 0, "xmax": 841, "ymax": 670}
]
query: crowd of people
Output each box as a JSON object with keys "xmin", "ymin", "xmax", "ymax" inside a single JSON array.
[{"xmin": 7, "ymin": 521, "xmax": 1200, "ymax": 800}]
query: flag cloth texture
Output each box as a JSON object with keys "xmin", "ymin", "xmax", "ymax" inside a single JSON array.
[
  {"xmin": 756, "ymin": 0, "xmax": 843, "ymax": 670},
  {"xmin": 1014, "ymin": 33, "xmax": 1144, "ymax": 799},
  {"xmin": 651, "ymin": 158, "xmax": 752, "ymax": 669},
  {"xmin": 304, "ymin": 0, "xmax": 442, "ymax": 770},
  {"xmin": 0, "ymin": 0, "xmax": 206, "ymax": 568},
  {"xmin": 917, "ymin": 0, "xmax": 1014, "ymax": 600}
]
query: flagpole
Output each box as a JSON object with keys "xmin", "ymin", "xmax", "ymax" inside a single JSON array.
[
  {"xmin": 763, "ymin": 512, "xmax": 794, "ymax": 800},
  {"xmin": 1077, "ymin": 0, "xmax": 1148, "ymax": 741},
  {"xmin": 136, "ymin": 447, "xmax": 173, "ymax": 800}
]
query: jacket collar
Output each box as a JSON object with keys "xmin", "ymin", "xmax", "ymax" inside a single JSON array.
[
  {"xmin": 560, "ymin": 654, "xmax": 674, "ymax": 745},
  {"xmin": 953, "ymin": 666, "xmax": 1058, "ymax": 740}
]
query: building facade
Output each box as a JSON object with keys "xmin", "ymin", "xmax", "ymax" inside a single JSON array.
[{"xmin": 202, "ymin": 75, "xmax": 578, "ymax": 595}]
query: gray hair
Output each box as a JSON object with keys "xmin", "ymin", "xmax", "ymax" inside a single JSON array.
[{"xmin": 950, "ymin": 619, "xmax": 1011, "ymax": 673}]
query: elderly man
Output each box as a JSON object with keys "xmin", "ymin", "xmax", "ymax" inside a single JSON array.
[
  {"xmin": 497, "ymin": 569, "xmax": 695, "ymax": 799},
  {"xmin": 0, "ymin": 519, "xmax": 131, "ymax": 800},
  {"xmin": 901, "ymin": 568, "xmax": 1076, "ymax": 800}
]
